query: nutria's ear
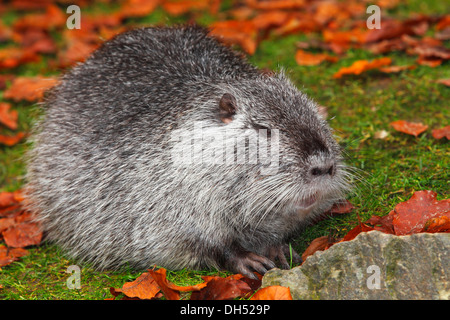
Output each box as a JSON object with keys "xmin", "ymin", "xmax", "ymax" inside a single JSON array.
[{"xmin": 219, "ymin": 93, "xmax": 237, "ymax": 124}]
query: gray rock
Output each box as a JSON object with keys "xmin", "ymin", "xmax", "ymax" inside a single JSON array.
[{"xmin": 262, "ymin": 231, "xmax": 449, "ymax": 299}]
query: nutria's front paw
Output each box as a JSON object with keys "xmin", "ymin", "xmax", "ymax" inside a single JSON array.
[
  {"xmin": 266, "ymin": 244, "xmax": 302, "ymax": 270},
  {"xmin": 227, "ymin": 252, "xmax": 276, "ymax": 280}
]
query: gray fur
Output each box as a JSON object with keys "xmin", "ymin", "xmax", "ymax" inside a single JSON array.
[{"xmin": 25, "ymin": 25, "xmax": 351, "ymax": 277}]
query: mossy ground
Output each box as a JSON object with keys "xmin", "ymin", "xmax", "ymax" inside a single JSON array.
[{"xmin": 0, "ymin": 1, "xmax": 448, "ymax": 299}]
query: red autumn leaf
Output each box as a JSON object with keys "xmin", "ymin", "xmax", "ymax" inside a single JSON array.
[
  {"xmin": 110, "ymin": 271, "xmax": 161, "ymax": 300},
  {"xmin": 431, "ymin": 125, "xmax": 450, "ymax": 140},
  {"xmin": 250, "ymin": 285, "xmax": 293, "ymax": 300},
  {"xmin": 390, "ymin": 120, "xmax": 428, "ymax": 137},
  {"xmin": 3, "ymin": 76, "xmax": 58, "ymax": 102},
  {"xmin": 0, "ymin": 245, "xmax": 29, "ymax": 267},
  {"xmin": 391, "ymin": 190, "xmax": 450, "ymax": 236},
  {"xmin": 0, "ymin": 191, "xmax": 19, "ymax": 209},
  {"xmin": 295, "ymin": 49, "xmax": 338, "ymax": 66},
  {"xmin": 333, "ymin": 57, "xmax": 392, "ymax": 79},
  {"xmin": 209, "ymin": 20, "xmax": 258, "ymax": 55},
  {"xmin": 190, "ymin": 274, "xmax": 252, "ymax": 300},
  {"xmin": 421, "ymin": 216, "xmax": 450, "ymax": 233},
  {"xmin": 0, "ymin": 217, "xmax": 16, "ymax": 233},
  {"xmin": 2, "ymin": 222, "xmax": 42, "ymax": 248},
  {"xmin": 147, "ymin": 268, "xmax": 181, "ymax": 300},
  {"xmin": 0, "ymin": 132, "xmax": 26, "ymax": 147},
  {"xmin": 0, "ymin": 102, "xmax": 18, "ymax": 130},
  {"xmin": 365, "ymin": 214, "xmax": 395, "ymax": 234},
  {"xmin": 301, "ymin": 235, "xmax": 334, "ymax": 262},
  {"xmin": 0, "ymin": 47, "xmax": 40, "ymax": 70},
  {"xmin": 161, "ymin": 0, "xmax": 211, "ymax": 16},
  {"xmin": 120, "ymin": 0, "xmax": 160, "ymax": 18},
  {"xmin": 246, "ymin": 0, "xmax": 306, "ymax": 11},
  {"xmin": 12, "ymin": 4, "xmax": 66, "ymax": 31},
  {"xmin": 436, "ymin": 79, "xmax": 450, "ymax": 87},
  {"xmin": 341, "ymin": 223, "xmax": 375, "ymax": 242}
]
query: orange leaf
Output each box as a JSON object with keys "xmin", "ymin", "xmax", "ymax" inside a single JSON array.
[
  {"xmin": 421, "ymin": 216, "xmax": 450, "ymax": 233},
  {"xmin": 147, "ymin": 268, "xmax": 181, "ymax": 300},
  {"xmin": 390, "ymin": 120, "xmax": 428, "ymax": 137},
  {"xmin": 3, "ymin": 76, "xmax": 58, "ymax": 102},
  {"xmin": 0, "ymin": 47, "xmax": 40, "ymax": 70},
  {"xmin": 190, "ymin": 274, "xmax": 252, "ymax": 300},
  {"xmin": 0, "ymin": 102, "xmax": 18, "ymax": 130},
  {"xmin": 333, "ymin": 57, "xmax": 392, "ymax": 78},
  {"xmin": 110, "ymin": 271, "xmax": 161, "ymax": 300},
  {"xmin": 250, "ymin": 285, "xmax": 292, "ymax": 300},
  {"xmin": 0, "ymin": 245, "xmax": 29, "ymax": 267},
  {"xmin": 0, "ymin": 132, "xmax": 26, "ymax": 147},
  {"xmin": 120, "ymin": 0, "xmax": 160, "ymax": 18},
  {"xmin": 391, "ymin": 190, "xmax": 450, "ymax": 236},
  {"xmin": 295, "ymin": 49, "xmax": 338, "ymax": 66},
  {"xmin": 2, "ymin": 222, "xmax": 42, "ymax": 248},
  {"xmin": 436, "ymin": 79, "xmax": 450, "ymax": 87},
  {"xmin": 431, "ymin": 125, "xmax": 450, "ymax": 140},
  {"xmin": 161, "ymin": 0, "xmax": 210, "ymax": 16},
  {"xmin": 301, "ymin": 235, "xmax": 334, "ymax": 262},
  {"xmin": 210, "ymin": 20, "xmax": 258, "ymax": 55}
]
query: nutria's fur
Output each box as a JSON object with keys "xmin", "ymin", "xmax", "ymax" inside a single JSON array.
[{"xmin": 25, "ymin": 25, "xmax": 351, "ymax": 278}]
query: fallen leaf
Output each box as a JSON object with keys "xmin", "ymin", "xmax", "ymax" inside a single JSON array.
[
  {"xmin": 295, "ymin": 49, "xmax": 338, "ymax": 66},
  {"xmin": 161, "ymin": 0, "xmax": 210, "ymax": 16},
  {"xmin": 0, "ymin": 245, "xmax": 29, "ymax": 267},
  {"xmin": 341, "ymin": 223, "xmax": 375, "ymax": 242},
  {"xmin": 431, "ymin": 125, "xmax": 450, "ymax": 140},
  {"xmin": 379, "ymin": 65, "xmax": 416, "ymax": 73},
  {"xmin": 436, "ymin": 79, "xmax": 450, "ymax": 87},
  {"xmin": 190, "ymin": 274, "xmax": 252, "ymax": 300},
  {"xmin": 0, "ymin": 132, "xmax": 26, "ymax": 147},
  {"xmin": 365, "ymin": 214, "xmax": 395, "ymax": 234},
  {"xmin": 0, "ymin": 47, "xmax": 40, "ymax": 70},
  {"xmin": 250, "ymin": 285, "xmax": 292, "ymax": 300},
  {"xmin": 246, "ymin": 0, "xmax": 306, "ymax": 10},
  {"xmin": 390, "ymin": 120, "xmax": 428, "ymax": 137},
  {"xmin": 110, "ymin": 271, "xmax": 161, "ymax": 300},
  {"xmin": 0, "ymin": 102, "xmax": 18, "ymax": 130},
  {"xmin": 3, "ymin": 76, "xmax": 58, "ymax": 102},
  {"xmin": 421, "ymin": 216, "xmax": 450, "ymax": 233},
  {"xmin": 120, "ymin": 0, "xmax": 160, "ymax": 18},
  {"xmin": 210, "ymin": 20, "xmax": 258, "ymax": 55},
  {"xmin": 301, "ymin": 235, "xmax": 334, "ymax": 262},
  {"xmin": 147, "ymin": 268, "xmax": 181, "ymax": 300},
  {"xmin": 2, "ymin": 222, "xmax": 42, "ymax": 248},
  {"xmin": 391, "ymin": 190, "xmax": 450, "ymax": 236},
  {"xmin": 333, "ymin": 57, "xmax": 392, "ymax": 79}
]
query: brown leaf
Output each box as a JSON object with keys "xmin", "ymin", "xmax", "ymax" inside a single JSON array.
[
  {"xmin": 210, "ymin": 20, "xmax": 258, "ymax": 55},
  {"xmin": 390, "ymin": 120, "xmax": 428, "ymax": 137},
  {"xmin": 147, "ymin": 268, "xmax": 181, "ymax": 300},
  {"xmin": 0, "ymin": 245, "xmax": 29, "ymax": 267},
  {"xmin": 0, "ymin": 47, "xmax": 40, "ymax": 70},
  {"xmin": 0, "ymin": 102, "xmax": 18, "ymax": 130},
  {"xmin": 120, "ymin": 0, "xmax": 160, "ymax": 18},
  {"xmin": 2, "ymin": 222, "xmax": 42, "ymax": 248},
  {"xmin": 0, "ymin": 132, "xmax": 26, "ymax": 147},
  {"xmin": 391, "ymin": 190, "xmax": 450, "ymax": 235},
  {"xmin": 295, "ymin": 49, "xmax": 338, "ymax": 66},
  {"xmin": 421, "ymin": 216, "xmax": 450, "ymax": 233},
  {"xmin": 333, "ymin": 57, "xmax": 392, "ymax": 79},
  {"xmin": 3, "ymin": 76, "xmax": 58, "ymax": 102},
  {"xmin": 161, "ymin": 0, "xmax": 210, "ymax": 16},
  {"xmin": 301, "ymin": 235, "xmax": 334, "ymax": 262},
  {"xmin": 341, "ymin": 223, "xmax": 375, "ymax": 242},
  {"xmin": 250, "ymin": 285, "xmax": 292, "ymax": 300},
  {"xmin": 436, "ymin": 79, "xmax": 450, "ymax": 87},
  {"xmin": 190, "ymin": 274, "xmax": 252, "ymax": 300},
  {"xmin": 431, "ymin": 125, "xmax": 450, "ymax": 140},
  {"xmin": 111, "ymin": 271, "xmax": 161, "ymax": 300},
  {"xmin": 365, "ymin": 214, "xmax": 395, "ymax": 234},
  {"xmin": 246, "ymin": 0, "xmax": 306, "ymax": 10}
]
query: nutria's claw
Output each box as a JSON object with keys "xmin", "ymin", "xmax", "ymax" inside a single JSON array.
[{"xmin": 228, "ymin": 252, "xmax": 276, "ymax": 280}]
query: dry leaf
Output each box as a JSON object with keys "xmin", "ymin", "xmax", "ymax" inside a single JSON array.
[
  {"xmin": 190, "ymin": 274, "xmax": 252, "ymax": 300},
  {"xmin": 0, "ymin": 245, "xmax": 29, "ymax": 267},
  {"xmin": 2, "ymin": 222, "xmax": 42, "ymax": 248},
  {"xmin": 390, "ymin": 120, "xmax": 428, "ymax": 137},
  {"xmin": 3, "ymin": 76, "xmax": 58, "ymax": 102},
  {"xmin": 110, "ymin": 271, "xmax": 161, "ymax": 300},
  {"xmin": 0, "ymin": 102, "xmax": 18, "ymax": 130},
  {"xmin": 436, "ymin": 79, "xmax": 450, "ymax": 87},
  {"xmin": 391, "ymin": 190, "xmax": 450, "ymax": 236},
  {"xmin": 431, "ymin": 125, "xmax": 450, "ymax": 140},
  {"xmin": 333, "ymin": 57, "xmax": 392, "ymax": 78},
  {"xmin": 295, "ymin": 49, "xmax": 337, "ymax": 66},
  {"xmin": 421, "ymin": 216, "xmax": 450, "ymax": 233},
  {"xmin": 301, "ymin": 235, "xmax": 334, "ymax": 262},
  {"xmin": 210, "ymin": 20, "xmax": 258, "ymax": 55},
  {"xmin": 0, "ymin": 132, "xmax": 26, "ymax": 147},
  {"xmin": 0, "ymin": 47, "xmax": 40, "ymax": 70},
  {"xmin": 250, "ymin": 285, "xmax": 292, "ymax": 300}
]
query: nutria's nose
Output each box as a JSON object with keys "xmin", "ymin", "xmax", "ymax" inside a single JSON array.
[{"xmin": 310, "ymin": 164, "xmax": 335, "ymax": 176}]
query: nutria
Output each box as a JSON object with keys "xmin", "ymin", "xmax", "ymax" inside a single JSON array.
[{"xmin": 25, "ymin": 25, "xmax": 351, "ymax": 279}]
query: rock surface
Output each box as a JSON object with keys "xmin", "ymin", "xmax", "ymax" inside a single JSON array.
[{"xmin": 262, "ymin": 231, "xmax": 449, "ymax": 299}]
